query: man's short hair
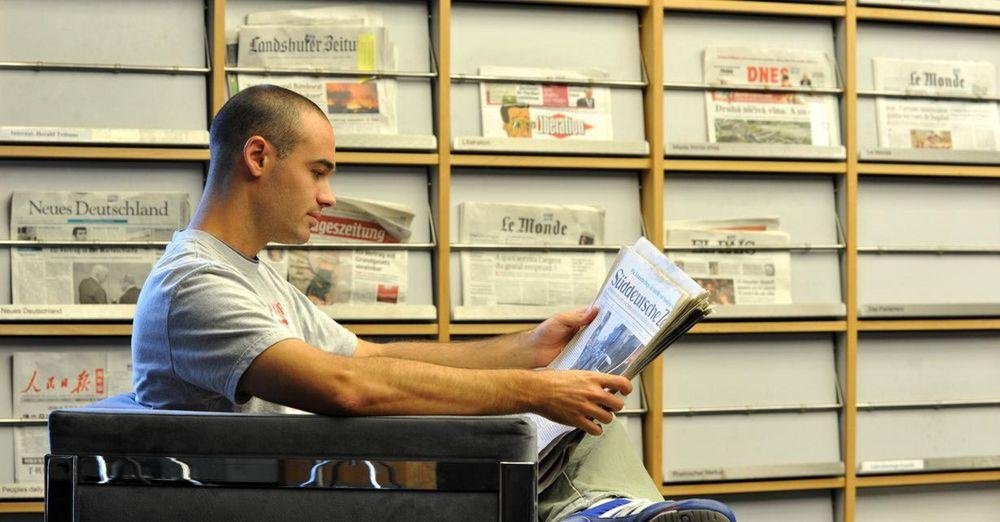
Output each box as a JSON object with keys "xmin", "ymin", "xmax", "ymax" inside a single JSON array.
[{"xmin": 209, "ymin": 85, "xmax": 327, "ymax": 180}]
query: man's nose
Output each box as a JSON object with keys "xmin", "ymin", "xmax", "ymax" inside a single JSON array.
[{"xmin": 318, "ymin": 184, "xmax": 336, "ymax": 208}]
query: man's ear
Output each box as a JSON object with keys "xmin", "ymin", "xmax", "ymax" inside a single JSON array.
[{"xmin": 242, "ymin": 135, "xmax": 270, "ymax": 179}]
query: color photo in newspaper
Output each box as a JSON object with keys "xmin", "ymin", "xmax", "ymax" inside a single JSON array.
[
  {"xmin": 479, "ymin": 66, "xmax": 613, "ymax": 141},
  {"xmin": 528, "ymin": 237, "xmax": 712, "ymax": 457},
  {"xmin": 233, "ymin": 7, "xmax": 398, "ymax": 134},
  {"xmin": 873, "ymin": 58, "xmax": 999, "ymax": 151},
  {"xmin": 287, "ymin": 196, "xmax": 414, "ymax": 305},
  {"xmin": 703, "ymin": 47, "xmax": 840, "ymax": 146},
  {"xmin": 458, "ymin": 202, "xmax": 606, "ymax": 310}
]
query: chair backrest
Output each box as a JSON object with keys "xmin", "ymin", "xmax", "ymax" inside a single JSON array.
[{"xmin": 46, "ymin": 393, "xmax": 537, "ymax": 521}]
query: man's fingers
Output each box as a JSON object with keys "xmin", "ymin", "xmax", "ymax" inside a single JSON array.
[{"xmin": 597, "ymin": 374, "xmax": 633, "ymax": 395}]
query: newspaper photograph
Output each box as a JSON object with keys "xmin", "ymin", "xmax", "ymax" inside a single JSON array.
[
  {"xmin": 479, "ymin": 66, "xmax": 613, "ymax": 141},
  {"xmin": 11, "ymin": 248, "xmax": 162, "ymax": 305},
  {"xmin": 458, "ymin": 202, "xmax": 606, "ymax": 309},
  {"xmin": 873, "ymin": 58, "xmax": 999, "ymax": 151},
  {"xmin": 233, "ymin": 9, "xmax": 399, "ymax": 135},
  {"xmin": 12, "ymin": 350, "xmax": 132, "ymax": 419},
  {"xmin": 528, "ymin": 237, "xmax": 712, "ymax": 456},
  {"xmin": 703, "ymin": 47, "xmax": 840, "ymax": 146},
  {"xmin": 287, "ymin": 196, "xmax": 414, "ymax": 305},
  {"xmin": 10, "ymin": 191, "xmax": 189, "ymax": 241}
]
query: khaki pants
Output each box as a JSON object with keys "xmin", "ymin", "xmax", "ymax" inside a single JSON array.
[{"xmin": 537, "ymin": 419, "xmax": 663, "ymax": 521}]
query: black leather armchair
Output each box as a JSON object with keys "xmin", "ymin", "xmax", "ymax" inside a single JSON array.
[{"xmin": 45, "ymin": 393, "xmax": 537, "ymax": 521}]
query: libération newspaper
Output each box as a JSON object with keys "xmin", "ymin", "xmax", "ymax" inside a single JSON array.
[
  {"xmin": 458, "ymin": 202, "xmax": 606, "ymax": 312},
  {"xmin": 232, "ymin": 6, "xmax": 398, "ymax": 134},
  {"xmin": 9, "ymin": 191, "xmax": 189, "ymax": 305},
  {"xmin": 703, "ymin": 47, "xmax": 840, "ymax": 146},
  {"xmin": 664, "ymin": 218, "xmax": 792, "ymax": 306},
  {"xmin": 873, "ymin": 58, "xmax": 999, "ymax": 151},
  {"xmin": 530, "ymin": 237, "xmax": 712, "ymax": 462},
  {"xmin": 287, "ymin": 196, "xmax": 414, "ymax": 305},
  {"xmin": 479, "ymin": 66, "xmax": 613, "ymax": 141}
]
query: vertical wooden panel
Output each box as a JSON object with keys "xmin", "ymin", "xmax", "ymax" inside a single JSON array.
[
  {"xmin": 434, "ymin": 0, "xmax": 453, "ymax": 342},
  {"xmin": 208, "ymin": 0, "xmax": 228, "ymax": 117},
  {"xmin": 843, "ymin": 0, "xmax": 860, "ymax": 520},
  {"xmin": 641, "ymin": 0, "xmax": 666, "ymax": 485}
]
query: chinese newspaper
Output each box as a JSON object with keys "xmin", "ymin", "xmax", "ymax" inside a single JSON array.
[
  {"xmin": 479, "ymin": 66, "xmax": 613, "ymax": 141},
  {"xmin": 287, "ymin": 196, "xmax": 414, "ymax": 305},
  {"xmin": 873, "ymin": 58, "xmax": 999, "ymax": 151},
  {"xmin": 703, "ymin": 47, "xmax": 840, "ymax": 146},
  {"xmin": 529, "ymin": 237, "xmax": 712, "ymax": 464},
  {"xmin": 458, "ymin": 202, "xmax": 606, "ymax": 313},
  {"xmin": 232, "ymin": 6, "xmax": 398, "ymax": 134}
]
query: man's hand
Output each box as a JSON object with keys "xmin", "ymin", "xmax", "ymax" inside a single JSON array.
[
  {"xmin": 528, "ymin": 369, "xmax": 632, "ymax": 435},
  {"xmin": 527, "ymin": 306, "xmax": 600, "ymax": 368}
]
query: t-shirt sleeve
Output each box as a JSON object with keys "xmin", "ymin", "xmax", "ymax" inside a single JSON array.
[{"xmin": 166, "ymin": 266, "xmax": 294, "ymax": 404}]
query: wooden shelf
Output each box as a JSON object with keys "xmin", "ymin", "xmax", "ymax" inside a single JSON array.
[
  {"xmin": 347, "ymin": 323, "xmax": 439, "ymax": 336},
  {"xmin": 451, "ymin": 154, "xmax": 650, "ymax": 170},
  {"xmin": 661, "ymin": 476, "xmax": 846, "ymax": 496},
  {"xmin": 857, "ymin": 6, "xmax": 1000, "ymax": 27},
  {"xmin": 0, "ymin": 324, "xmax": 132, "ymax": 336},
  {"xmin": 335, "ymin": 152, "xmax": 439, "ymax": 166},
  {"xmin": 858, "ymin": 319, "xmax": 1000, "ymax": 332},
  {"xmin": 857, "ymin": 163, "xmax": 1000, "ymax": 178},
  {"xmin": 691, "ymin": 320, "xmax": 847, "ymax": 334},
  {"xmin": 857, "ymin": 470, "xmax": 1000, "ymax": 488},
  {"xmin": 664, "ymin": 0, "xmax": 846, "ymax": 17},
  {"xmin": 0, "ymin": 501, "xmax": 43, "ymax": 514},
  {"xmin": 512, "ymin": 0, "xmax": 651, "ymax": 6},
  {"xmin": 0, "ymin": 145, "xmax": 208, "ymax": 162},
  {"xmin": 664, "ymin": 159, "xmax": 846, "ymax": 174}
]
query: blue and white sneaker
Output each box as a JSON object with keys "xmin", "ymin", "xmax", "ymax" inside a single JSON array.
[{"xmin": 562, "ymin": 497, "xmax": 736, "ymax": 522}]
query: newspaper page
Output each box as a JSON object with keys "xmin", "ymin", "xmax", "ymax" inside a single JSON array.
[
  {"xmin": 529, "ymin": 237, "xmax": 711, "ymax": 456},
  {"xmin": 11, "ymin": 248, "xmax": 162, "ymax": 305},
  {"xmin": 873, "ymin": 58, "xmax": 999, "ymax": 151},
  {"xmin": 479, "ymin": 66, "xmax": 613, "ymax": 141},
  {"xmin": 665, "ymin": 218, "xmax": 791, "ymax": 305},
  {"xmin": 10, "ymin": 191, "xmax": 189, "ymax": 241},
  {"xmin": 287, "ymin": 196, "xmax": 413, "ymax": 305},
  {"xmin": 234, "ymin": 12, "xmax": 399, "ymax": 134},
  {"xmin": 704, "ymin": 47, "xmax": 840, "ymax": 146},
  {"xmin": 12, "ymin": 350, "xmax": 133, "ymax": 419},
  {"xmin": 458, "ymin": 202, "xmax": 606, "ymax": 309},
  {"xmin": 14, "ymin": 427, "xmax": 47, "ymax": 486}
]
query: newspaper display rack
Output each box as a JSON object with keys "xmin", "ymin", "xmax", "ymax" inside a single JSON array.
[{"xmin": 227, "ymin": 5, "xmax": 436, "ymax": 151}]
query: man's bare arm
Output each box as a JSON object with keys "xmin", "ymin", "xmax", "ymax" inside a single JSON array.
[
  {"xmin": 354, "ymin": 306, "xmax": 599, "ymax": 370},
  {"xmin": 239, "ymin": 337, "xmax": 630, "ymax": 435}
]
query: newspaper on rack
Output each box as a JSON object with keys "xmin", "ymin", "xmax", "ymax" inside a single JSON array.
[
  {"xmin": 665, "ymin": 217, "xmax": 792, "ymax": 305},
  {"xmin": 873, "ymin": 58, "xmax": 999, "ymax": 151},
  {"xmin": 233, "ymin": 6, "xmax": 399, "ymax": 134},
  {"xmin": 9, "ymin": 191, "xmax": 188, "ymax": 305},
  {"xmin": 479, "ymin": 66, "xmax": 614, "ymax": 141},
  {"xmin": 529, "ymin": 237, "xmax": 712, "ymax": 460},
  {"xmin": 287, "ymin": 196, "xmax": 414, "ymax": 305},
  {"xmin": 703, "ymin": 47, "xmax": 840, "ymax": 146},
  {"xmin": 458, "ymin": 202, "xmax": 606, "ymax": 311},
  {"xmin": 10, "ymin": 350, "xmax": 132, "ymax": 489}
]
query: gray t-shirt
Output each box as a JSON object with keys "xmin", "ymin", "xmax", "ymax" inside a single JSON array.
[{"xmin": 133, "ymin": 229, "xmax": 358, "ymax": 413}]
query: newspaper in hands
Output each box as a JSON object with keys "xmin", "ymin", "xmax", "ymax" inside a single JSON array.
[
  {"xmin": 703, "ymin": 47, "xmax": 840, "ymax": 146},
  {"xmin": 458, "ymin": 202, "xmax": 606, "ymax": 310},
  {"xmin": 479, "ymin": 66, "xmax": 614, "ymax": 141},
  {"xmin": 287, "ymin": 196, "xmax": 414, "ymax": 305},
  {"xmin": 873, "ymin": 58, "xmax": 999, "ymax": 151},
  {"xmin": 528, "ymin": 237, "xmax": 712, "ymax": 456}
]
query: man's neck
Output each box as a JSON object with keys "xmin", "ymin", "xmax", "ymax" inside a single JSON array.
[{"xmin": 187, "ymin": 191, "xmax": 267, "ymax": 259}]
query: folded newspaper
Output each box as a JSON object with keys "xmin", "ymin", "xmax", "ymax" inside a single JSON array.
[{"xmin": 529, "ymin": 237, "xmax": 712, "ymax": 459}]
